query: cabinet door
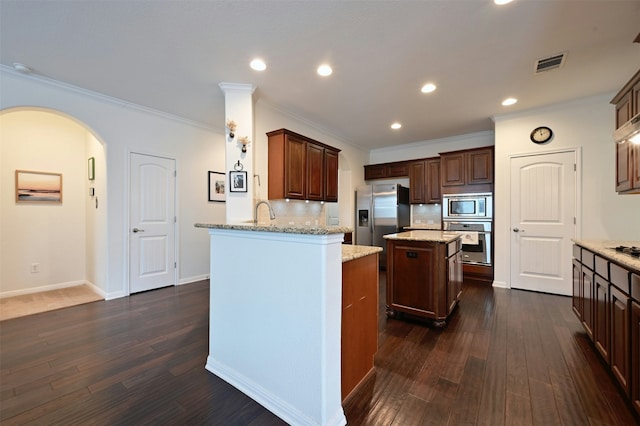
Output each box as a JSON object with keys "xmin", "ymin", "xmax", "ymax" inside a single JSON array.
[
  {"xmin": 582, "ymin": 265, "xmax": 594, "ymax": 340},
  {"xmin": 447, "ymin": 250, "xmax": 462, "ymax": 314},
  {"xmin": 632, "ymin": 142, "xmax": 640, "ymax": 192},
  {"xmin": 426, "ymin": 159, "xmax": 441, "ymax": 203},
  {"xmin": 616, "ymin": 140, "xmax": 632, "ymax": 192},
  {"xmin": 364, "ymin": 164, "xmax": 387, "ymax": 180},
  {"xmin": 441, "ymin": 153, "xmax": 465, "ymax": 187},
  {"xmin": 572, "ymin": 258, "xmax": 582, "ymax": 320},
  {"xmin": 324, "ymin": 149, "xmax": 339, "ymax": 202},
  {"xmin": 390, "ymin": 244, "xmax": 437, "ymax": 315},
  {"xmin": 610, "ymin": 285, "xmax": 631, "ymax": 396},
  {"xmin": 616, "ymin": 91, "xmax": 633, "ymax": 129},
  {"xmin": 594, "ymin": 273, "xmax": 609, "ymax": 363},
  {"xmin": 409, "ymin": 161, "xmax": 425, "ymax": 204},
  {"xmin": 387, "ymin": 161, "xmax": 409, "ymax": 178},
  {"xmin": 306, "ymin": 143, "xmax": 324, "ymax": 201},
  {"xmin": 285, "ymin": 135, "xmax": 306, "ymax": 199},
  {"xmin": 631, "ymin": 300, "xmax": 640, "ymax": 417},
  {"xmin": 466, "ymin": 148, "xmax": 493, "ymax": 185}
]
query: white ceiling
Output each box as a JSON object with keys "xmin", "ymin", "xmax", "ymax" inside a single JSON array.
[{"xmin": 1, "ymin": 0, "xmax": 639, "ymax": 150}]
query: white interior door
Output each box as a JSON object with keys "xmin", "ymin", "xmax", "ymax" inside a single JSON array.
[
  {"xmin": 130, "ymin": 153, "xmax": 176, "ymax": 294},
  {"xmin": 510, "ymin": 150, "xmax": 576, "ymax": 296}
]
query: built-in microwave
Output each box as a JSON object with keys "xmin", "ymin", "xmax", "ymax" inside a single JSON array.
[{"xmin": 442, "ymin": 193, "xmax": 493, "ymax": 220}]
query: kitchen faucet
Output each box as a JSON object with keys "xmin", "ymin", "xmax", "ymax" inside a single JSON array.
[{"xmin": 254, "ymin": 200, "xmax": 276, "ymax": 225}]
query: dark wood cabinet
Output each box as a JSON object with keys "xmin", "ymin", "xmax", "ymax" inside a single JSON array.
[
  {"xmin": 267, "ymin": 128, "xmax": 340, "ymax": 201},
  {"xmin": 409, "ymin": 158, "xmax": 441, "ymax": 204},
  {"xmin": 573, "ymin": 244, "xmax": 639, "ymax": 412},
  {"xmin": 386, "ymin": 236, "xmax": 462, "ymax": 325},
  {"xmin": 611, "ymin": 68, "xmax": 640, "ymax": 194},
  {"xmin": 440, "ymin": 146, "xmax": 494, "ymax": 194},
  {"xmin": 324, "ymin": 148, "xmax": 339, "ymax": 202},
  {"xmin": 632, "ymin": 298, "xmax": 640, "ymax": 416},
  {"xmin": 364, "ymin": 160, "xmax": 409, "ymax": 180},
  {"xmin": 610, "ymin": 283, "xmax": 631, "ymax": 396}
]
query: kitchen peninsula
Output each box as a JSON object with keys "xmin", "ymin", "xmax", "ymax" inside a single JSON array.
[
  {"xmin": 384, "ymin": 230, "xmax": 463, "ymax": 326},
  {"xmin": 195, "ymin": 222, "xmax": 376, "ymax": 426}
]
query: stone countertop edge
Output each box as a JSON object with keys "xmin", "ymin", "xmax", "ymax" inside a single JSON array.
[
  {"xmin": 404, "ymin": 225, "xmax": 442, "ymax": 231},
  {"xmin": 383, "ymin": 230, "xmax": 461, "ymax": 243},
  {"xmin": 194, "ymin": 222, "xmax": 352, "ymax": 236},
  {"xmin": 572, "ymin": 239, "xmax": 640, "ymax": 273},
  {"xmin": 342, "ymin": 245, "xmax": 382, "ymax": 263}
]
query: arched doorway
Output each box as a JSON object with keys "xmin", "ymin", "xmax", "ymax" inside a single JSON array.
[{"xmin": 0, "ymin": 107, "xmax": 108, "ymax": 308}]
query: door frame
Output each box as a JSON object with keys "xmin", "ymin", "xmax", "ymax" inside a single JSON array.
[
  {"xmin": 507, "ymin": 147, "xmax": 582, "ymax": 290},
  {"xmin": 126, "ymin": 150, "xmax": 178, "ymax": 296}
]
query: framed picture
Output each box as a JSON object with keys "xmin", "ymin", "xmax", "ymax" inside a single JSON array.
[
  {"xmin": 229, "ymin": 171, "xmax": 248, "ymax": 192},
  {"xmin": 15, "ymin": 170, "xmax": 63, "ymax": 203},
  {"xmin": 88, "ymin": 157, "xmax": 95, "ymax": 180},
  {"xmin": 208, "ymin": 171, "xmax": 225, "ymax": 202}
]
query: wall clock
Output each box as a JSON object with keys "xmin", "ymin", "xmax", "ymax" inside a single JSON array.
[{"xmin": 530, "ymin": 126, "xmax": 553, "ymax": 144}]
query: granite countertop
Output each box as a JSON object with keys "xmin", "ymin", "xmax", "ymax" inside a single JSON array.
[
  {"xmin": 342, "ymin": 245, "xmax": 382, "ymax": 263},
  {"xmin": 404, "ymin": 224, "xmax": 442, "ymax": 231},
  {"xmin": 573, "ymin": 239, "xmax": 640, "ymax": 272},
  {"xmin": 383, "ymin": 230, "xmax": 461, "ymax": 243},
  {"xmin": 195, "ymin": 222, "xmax": 352, "ymax": 236}
]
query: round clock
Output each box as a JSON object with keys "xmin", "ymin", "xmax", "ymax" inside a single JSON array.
[{"xmin": 530, "ymin": 126, "xmax": 553, "ymax": 144}]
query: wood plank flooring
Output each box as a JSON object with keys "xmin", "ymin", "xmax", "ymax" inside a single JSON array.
[{"xmin": 1, "ymin": 275, "xmax": 638, "ymax": 425}]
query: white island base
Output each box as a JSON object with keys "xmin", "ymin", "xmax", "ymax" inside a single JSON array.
[{"xmin": 201, "ymin": 225, "xmax": 348, "ymax": 426}]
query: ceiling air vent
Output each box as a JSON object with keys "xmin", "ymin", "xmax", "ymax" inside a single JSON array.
[{"xmin": 534, "ymin": 52, "xmax": 567, "ymax": 73}]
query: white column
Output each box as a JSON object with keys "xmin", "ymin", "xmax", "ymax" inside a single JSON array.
[{"xmin": 219, "ymin": 82, "xmax": 256, "ymax": 223}]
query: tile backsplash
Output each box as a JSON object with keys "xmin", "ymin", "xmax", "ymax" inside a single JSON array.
[
  {"xmin": 256, "ymin": 200, "xmax": 327, "ymax": 226},
  {"xmin": 411, "ymin": 203, "xmax": 442, "ymax": 228}
]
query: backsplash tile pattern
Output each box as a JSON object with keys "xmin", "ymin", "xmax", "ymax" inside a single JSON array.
[
  {"xmin": 411, "ymin": 204, "xmax": 442, "ymax": 229},
  {"xmin": 256, "ymin": 200, "xmax": 326, "ymax": 226}
]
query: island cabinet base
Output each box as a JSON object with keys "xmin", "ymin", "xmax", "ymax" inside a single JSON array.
[
  {"xmin": 385, "ymin": 236, "xmax": 462, "ymax": 326},
  {"xmin": 341, "ymin": 252, "xmax": 379, "ymax": 401}
]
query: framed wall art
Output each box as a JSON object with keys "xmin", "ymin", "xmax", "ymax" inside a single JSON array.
[
  {"xmin": 229, "ymin": 171, "xmax": 247, "ymax": 192},
  {"xmin": 208, "ymin": 171, "xmax": 225, "ymax": 202},
  {"xmin": 15, "ymin": 170, "xmax": 63, "ymax": 203}
]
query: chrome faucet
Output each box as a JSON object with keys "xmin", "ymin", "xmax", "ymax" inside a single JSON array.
[{"xmin": 254, "ymin": 200, "xmax": 276, "ymax": 225}]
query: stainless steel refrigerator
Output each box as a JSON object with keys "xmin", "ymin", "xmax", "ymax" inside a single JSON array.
[{"xmin": 355, "ymin": 184, "xmax": 410, "ymax": 269}]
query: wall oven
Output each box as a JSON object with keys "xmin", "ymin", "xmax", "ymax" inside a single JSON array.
[
  {"xmin": 443, "ymin": 221, "xmax": 492, "ymax": 266},
  {"xmin": 442, "ymin": 193, "xmax": 492, "ymax": 221}
]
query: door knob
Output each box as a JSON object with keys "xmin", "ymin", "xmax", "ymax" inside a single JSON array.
[
  {"xmin": 513, "ymin": 228, "xmax": 520, "ymax": 233},
  {"xmin": 132, "ymin": 228, "xmax": 145, "ymax": 233}
]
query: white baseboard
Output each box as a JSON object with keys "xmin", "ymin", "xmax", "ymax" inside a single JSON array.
[
  {"xmin": 492, "ymin": 280, "xmax": 509, "ymax": 289},
  {"xmin": 0, "ymin": 280, "xmax": 87, "ymax": 299},
  {"xmin": 178, "ymin": 274, "xmax": 209, "ymax": 285}
]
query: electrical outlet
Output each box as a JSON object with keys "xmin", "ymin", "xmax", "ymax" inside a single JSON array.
[
  {"xmin": 305, "ymin": 221, "xmax": 311, "ymax": 226},
  {"xmin": 415, "ymin": 219, "xmax": 421, "ymax": 224},
  {"xmin": 428, "ymin": 220, "xmax": 434, "ymax": 224},
  {"xmin": 31, "ymin": 263, "xmax": 40, "ymax": 273}
]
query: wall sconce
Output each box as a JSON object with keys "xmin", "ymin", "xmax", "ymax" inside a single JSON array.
[
  {"xmin": 238, "ymin": 136, "xmax": 251, "ymax": 152},
  {"xmin": 226, "ymin": 119, "xmax": 237, "ymax": 139}
]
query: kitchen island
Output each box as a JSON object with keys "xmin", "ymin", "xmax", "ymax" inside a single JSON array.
[
  {"xmin": 194, "ymin": 222, "xmax": 356, "ymax": 426},
  {"xmin": 384, "ymin": 230, "xmax": 463, "ymax": 326}
]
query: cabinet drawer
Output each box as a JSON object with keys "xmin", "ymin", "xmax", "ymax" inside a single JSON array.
[
  {"xmin": 447, "ymin": 239, "xmax": 461, "ymax": 257},
  {"xmin": 631, "ymin": 273, "xmax": 640, "ymax": 302},
  {"xmin": 611, "ymin": 263, "xmax": 630, "ymax": 294},
  {"xmin": 581, "ymin": 249, "xmax": 595, "ymax": 270},
  {"xmin": 595, "ymin": 256, "xmax": 609, "ymax": 280},
  {"xmin": 573, "ymin": 244, "xmax": 581, "ymax": 260}
]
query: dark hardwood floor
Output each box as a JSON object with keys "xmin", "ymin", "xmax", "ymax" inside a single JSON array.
[{"xmin": 1, "ymin": 275, "xmax": 638, "ymax": 425}]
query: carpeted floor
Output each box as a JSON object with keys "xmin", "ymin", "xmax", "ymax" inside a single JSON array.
[{"xmin": 0, "ymin": 285, "xmax": 103, "ymax": 321}]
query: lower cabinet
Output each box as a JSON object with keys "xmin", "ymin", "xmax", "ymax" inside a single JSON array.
[
  {"xmin": 631, "ymin": 299, "xmax": 640, "ymax": 416},
  {"xmin": 573, "ymin": 244, "xmax": 639, "ymax": 416}
]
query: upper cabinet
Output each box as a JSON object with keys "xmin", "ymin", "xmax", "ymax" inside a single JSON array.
[
  {"xmin": 440, "ymin": 146, "xmax": 494, "ymax": 194},
  {"xmin": 364, "ymin": 160, "xmax": 410, "ymax": 180},
  {"xmin": 267, "ymin": 128, "xmax": 340, "ymax": 201},
  {"xmin": 409, "ymin": 158, "xmax": 441, "ymax": 204},
  {"xmin": 611, "ymin": 69, "xmax": 640, "ymax": 194}
]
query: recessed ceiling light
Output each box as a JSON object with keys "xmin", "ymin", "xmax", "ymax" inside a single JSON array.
[
  {"xmin": 494, "ymin": 0, "xmax": 513, "ymax": 5},
  {"xmin": 391, "ymin": 122, "xmax": 402, "ymax": 130},
  {"xmin": 317, "ymin": 64, "xmax": 333, "ymax": 77},
  {"xmin": 502, "ymin": 97, "xmax": 518, "ymax": 106},
  {"xmin": 250, "ymin": 59, "xmax": 266, "ymax": 71},
  {"xmin": 421, "ymin": 83, "xmax": 437, "ymax": 93}
]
